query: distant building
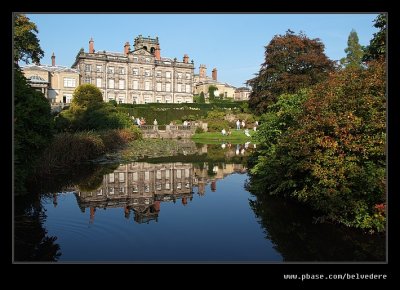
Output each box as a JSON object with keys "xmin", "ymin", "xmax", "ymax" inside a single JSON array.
[
  {"xmin": 72, "ymin": 35, "xmax": 195, "ymax": 104},
  {"xmin": 21, "ymin": 53, "xmax": 80, "ymax": 104},
  {"xmin": 193, "ymin": 65, "xmax": 237, "ymax": 99},
  {"xmin": 234, "ymin": 87, "xmax": 251, "ymax": 101}
]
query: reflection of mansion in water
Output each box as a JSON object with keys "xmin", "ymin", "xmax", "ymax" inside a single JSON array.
[{"xmin": 75, "ymin": 162, "xmax": 246, "ymax": 224}]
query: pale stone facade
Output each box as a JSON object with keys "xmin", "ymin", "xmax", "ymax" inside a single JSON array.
[
  {"xmin": 22, "ymin": 54, "xmax": 79, "ymax": 104},
  {"xmin": 234, "ymin": 87, "xmax": 251, "ymax": 101},
  {"xmin": 193, "ymin": 65, "xmax": 237, "ymax": 99},
  {"xmin": 72, "ymin": 35, "xmax": 194, "ymax": 104}
]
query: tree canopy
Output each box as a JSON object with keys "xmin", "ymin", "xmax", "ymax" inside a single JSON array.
[
  {"xmin": 14, "ymin": 14, "xmax": 44, "ymax": 65},
  {"xmin": 247, "ymin": 30, "xmax": 334, "ymax": 114},
  {"xmin": 72, "ymin": 84, "xmax": 104, "ymax": 108},
  {"xmin": 341, "ymin": 29, "xmax": 364, "ymax": 68},
  {"xmin": 363, "ymin": 14, "xmax": 386, "ymax": 62}
]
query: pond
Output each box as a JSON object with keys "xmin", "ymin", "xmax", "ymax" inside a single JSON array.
[{"xmin": 14, "ymin": 141, "xmax": 385, "ymax": 262}]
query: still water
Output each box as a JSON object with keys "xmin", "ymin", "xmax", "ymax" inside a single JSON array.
[{"xmin": 15, "ymin": 142, "xmax": 385, "ymax": 262}]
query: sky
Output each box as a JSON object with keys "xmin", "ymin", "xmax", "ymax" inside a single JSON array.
[{"xmin": 26, "ymin": 13, "xmax": 379, "ymax": 88}]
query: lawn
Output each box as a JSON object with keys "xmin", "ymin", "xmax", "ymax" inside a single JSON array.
[{"xmin": 191, "ymin": 129, "xmax": 255, "ymax": 142}]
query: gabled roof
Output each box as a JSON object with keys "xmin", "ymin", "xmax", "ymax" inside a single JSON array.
[
  {"xmin": 27, "ymin": 75, "xmax": 48, "ymax": 83},
  {"xmin": 132, "ymin": 48, "xmax": 153, "ymax": 56}
]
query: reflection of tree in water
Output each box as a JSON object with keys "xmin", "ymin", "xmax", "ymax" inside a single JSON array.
[
  {"xmin": 247, "ymin": 180, "xmax": 385, "ymax": 261},
  {"xmin": 15, "ymin": 162, "xmax": 119, "ymax": 261},
  {"xmin": 14, "ymin": 194, "xmax": 61, "ymax": 261}
]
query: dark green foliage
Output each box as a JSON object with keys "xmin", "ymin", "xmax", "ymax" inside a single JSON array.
[
  {"xmin": 250, "ymin": 60, "xmax": 386, "ymax": 232},
  {"xmin": 71, "ymin": 84, "xmax": 103, "ymax": 108},
  {"xmin": 14, "ymin": 14, "xmax": 44, "ymax": 64},
  {"xmin": 208, "ymin": 85, "xmax": 217, "ymax": 102},
  {"xmin": 341, "ymin": 29, "xmax": 364, "ymax": 68},
  {"xmin": 247, "ymin": 30, "xmax": 334, "ymax": 114},
  {"xmin": 199, "ymin": 91, "xmax": 205, "ymax": 103},
  {"xmin": 363, "ymin": 14, "xmax": 386, "ymax": 61},
  {"xmin": 14, "ymin": 68, "xmax": 53, "ymax": 194}
]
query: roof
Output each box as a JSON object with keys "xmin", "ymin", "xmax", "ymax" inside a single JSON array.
[
  {"xmin": 27, "ymin": 75, "xmax": 48, "ymax": 83},
  {"xmin": 22, "ymin": 64, "xmax": 79, "ymax": 74}
]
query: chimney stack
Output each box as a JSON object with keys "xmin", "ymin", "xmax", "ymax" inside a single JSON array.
[
  {"xmin": 212, "ymin": 68, "xmax": 217, "ymax": 81},
  {"xmin": 183, "ymin": 54, "xmax": 189, "ymax": 64},
  {"xmin": 89, "ymin": 37, "xmax": 94, "ymax": 53},
  {"xmin": 124, "ymin": 42, "xmax": 130, "ymax": 55},
  {"xmin": 51, "ymin": 52, "xmax": 55, "ymax": 66},
  {"xmin": 199, "ymin": 64, "xmax": 207, "ymax": 79},
  {"xmin": 155, "ymin": 45, "xmax": 161, "ymax": 60}
]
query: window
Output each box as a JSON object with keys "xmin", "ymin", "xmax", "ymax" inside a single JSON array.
[
  {"xmin": 156, "ymin": 183, "xmax": 162, "ymax": 190},
  {"xmin": 133, "ymin": 80, "xmax": 138, "ymax": 90},
  {"xmin": 119, "ymin": 79, "xmax": 125, "ymax": 89},
  {"xmin": 132, "ymin": 96, "xmax": 138, "ymax": 104},
  {"xmin": 177, "ymin": 83, "xmax": 182, "ymax": 92},
  {"xmin": 132, "ymin": 185, "xmax": 138, "ymax": 193},
  {"xmin": 177, "ymin": 182, "xmax": 182, "ymax": 189},
  {"xmin": 96, "ymin": 78, "xmax": 102, "ymax": 88},
  {"xmin": 186, "ymin": 84, "xmax": 191, "ymax": 93},
  {"xmin": 156, "ymin": 82, "xmax": 162, "ymax": 91},
  {"xmin": 166, "ymin": 71, "xmax": 171, "ymax": 78},
  {"xmin": 84, "ymin": 77, "xmax": 91, "ymax": 84},
  {"xmin": 119, "ymin": 67, "xmax": 125, "ymax": 74},
  {"xmin": 119, "ymin": 173, "xmax": 125, "ymax": 182},
  {"xmin": 63, "ymin": 78, "xmax": 76, "ymax": 88},
  {"xmin": 145, "ymin": 171, "xmax": 149, "ymax": 180},
  {"xmin": 165, "ymin": 183, "xmax": 170, "ymax": 190},
  {"xmin": 145, "ymin": 58, "xmax": 150, "ymax": 63},
  {"xmin": 63, "ymin": 94, "xmax": 72, "ymax": 103},
  {"xmin": 85, "ymin": 64, "xmax": 91, "ymax": 72},
  {"xmin": 165, "ymin": 83, "xmax": 171, "ymax": 92},
  {"xmin": 185, "ymin": 169, "xmax": 190, "ymax": 177},
  {"xmin": 108, "ymin": 94, "xmax": 114, "ymax": 101},
  {"xmin": 165, "ymin": 170, "xmax": 170, "ymax": 178},
  {"xmin": 108, "ymin": 79, "xmax": 114, "ymax": 89},
  {"xmin": 186, "ymin": 73, "xmax": 191, "ymax": 80},
  {"xmin": 109, "ymin": 173, "xmax": 115, "ymax": 182},
  {"xmin": 156, "ymin": 170, "xmax": 162, "ymax": 179},
  {"xmin": 132, "ymin": 68, "xmax": 139, "ymax": 75},
  {"xmin": 144, "ymin": 97, "xmax": 151, "ymax": 103},
  {"xmin": 108, "ymin": 66, "xmax": 115, "ymax": 74},
  {"xmin": 133, "ymin": 57, "xmax": 138, "ymax": 62},
  {"xmin": 145, "ymin": 70, "xmax": 151, "ymax": 77},
  {"xmin": 177, "ymin": 73, "xmax": 182, "ymax": 79},
  {"xmin": 177, "ymin": 97, "xmax": 182, "ymax": 103},
  {"xmin": 133, "ymin": 172, "xmax": 138, "ymax": 181},
  {"xmin": 156, "ymin": 71, "xmax": 162, "ymax": 77},
  {"xmin": 109, "ymin": 188, "xmax": 114, "ymax": 195},
  {"xmin": 145, "ymin": 81, "xmax": 150, "ymax": 90},
  {"xmin": 118, "ymin": 95, "xmax": 125, "ymax": 104},
  {"xmin": 96, "ymin": 65, "xmax": 102, "ymax": 72},
  {"xmin": 177, "ymin": 169, "xmax": 181, "ymax": 178}
]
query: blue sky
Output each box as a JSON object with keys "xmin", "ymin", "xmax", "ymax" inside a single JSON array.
[{"xmin": 26, "ymin": 13, "xmax": 379, "ymax": 88}]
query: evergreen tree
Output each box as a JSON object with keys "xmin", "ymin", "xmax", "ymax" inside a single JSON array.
[
  {"xmin": 363, "ymin": 14, "xmax": 386, "ymax": 61},
  {"xmin": 341, "ymin": 29, "xmax": 364, "ymax": 68},
  {"xmin": 199, "ymin": 91, "xmax": 205, "ymax": 103}
]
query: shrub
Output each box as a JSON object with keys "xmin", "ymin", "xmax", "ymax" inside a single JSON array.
[{"xmin": 195, "ymin": 127, "xmax": 205, "ymax": 134}]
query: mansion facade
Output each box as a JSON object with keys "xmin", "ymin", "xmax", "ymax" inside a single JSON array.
[{"xmin": 72, "ymin": 35, "xmax": 195, "ymax": 104}]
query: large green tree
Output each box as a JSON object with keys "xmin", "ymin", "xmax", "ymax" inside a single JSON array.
[
  {"xmin": 247, "ymin": 30, "xmax": 334, "ymax": 114},
  {"xmin": 363, "ymin": 14, "xmax": 386, "ymax": 62},
  {"xmin": 341, "ymin": 29, "xmax": 364, "ymax": 68},
  {"xmin": 71, "ymin": 84, "xmax": 103, "ymax": 108},
  {"xmin": 199, "ymin": 91, "xmax": 205, "ymax": 103},
  {"xmin": 14, "ymin": 14, "xmax": 44, "ymax": 65},
  {"xmin": 14, "ymin": 14, "xmax": 53, "ymax": 194}
]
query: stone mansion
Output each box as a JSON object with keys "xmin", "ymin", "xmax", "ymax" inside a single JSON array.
[{"xmin": 72, "ymin": 35, "xmax": 194, "ymax": 104}]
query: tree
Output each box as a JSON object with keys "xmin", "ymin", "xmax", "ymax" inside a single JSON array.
[
  {"xmin": 208, "ymin": 85, "xmax": 217, "ymax": 102},
  {"xmin": 247, "ymin": 30, "xmax": 334, "ymax": 114},
  {"xmin": 250, "ymin": 60, "xmax": 386, "ymax": 232},
  {"xmin": 199, "ymin": 91, "xmax": 205, "ymax": 103},
  {"xmin": 14, "ymin": 15, "xmax": 53, "ymax": 194},
  {"xmin": 72, "ymin": 84, "xmax": 103, "ymax": 108},
  {"xmin": 14, "ymin": 14, "xmax": 44, "ymax": 65},
  {"xmin": 363, "ymin": 14, "xmax": 386, "ymax": 61},
  {"xmin": 341, "ymin": 29, "xmax": 364, "ymax": 68},
  {"xmin": 14, "ymin": 69, "xmax": 53, "ymax": 194}
]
